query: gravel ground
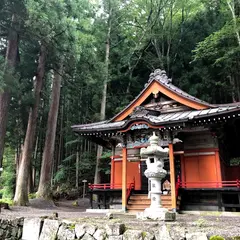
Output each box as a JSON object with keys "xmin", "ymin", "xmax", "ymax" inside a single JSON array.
[{"xmin": 0, "ymin": 198, "xmax": 239, "ymax": 238}]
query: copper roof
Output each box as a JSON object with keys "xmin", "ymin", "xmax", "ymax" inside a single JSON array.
[
  {"xmin": 110, "ymin": 69, "xmax": 214, "ymax": 121},
  {"xmin": 72, "ymin": 105, "xmax": 240, "ymax": 133},
  {"xmin": 72, "ymin": 69, "xmax": 240, "ymax": 134}
]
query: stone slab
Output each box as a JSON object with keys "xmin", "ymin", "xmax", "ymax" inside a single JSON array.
[
  {"xmin": 75, "ymin": 224, "xmax": 86, "ymax": 239},
  {"xmin": 22, "ymin": 218, "xmax": 42, "ymax": 240},
  {"xmin": 57, "ymin": 224, "xmax": 75, "ymax": 240},
  {"xmin": 39, "ymin": 219, "xmax": 60, "ymax": 240},
  {"xmin": 81, "ymin": 233, "xmax": 95, "ymax": 240},
  {"xmin": 156, "ymin": 225, "xmax": 172, "ymax": 240},
  {"xmin": 93, "ymin": 228, "xmax": 106, "ymax": 240},
  {"xmin": 105, "ymin": 223, "xmax": 125, "ymax": 236},
  {"xmin": 123, "ymin": 229, "xmax": 143, "ymax": 240}
]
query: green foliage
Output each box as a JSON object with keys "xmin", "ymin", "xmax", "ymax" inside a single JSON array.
[
  {"xmin": 99, "ymin": 151, "xmax": 111, "ymax": 175},
  {"xmin": 28, "ymin": 192, "xmax": 37, "ymax": 199},
  {"xmin": 54, "ymin": 151, "xmax": 96, "ymax": 185},
  {"xmin": 0, "ymin": 198, "xmax": 14, "ymax": 206},
  {"xmin": 209, "ymin": 236, "xmax": 225, "ymax": 240},
  {"xmin": 0, "ymin": 147, "xmax": 16, "ymax": 199}
]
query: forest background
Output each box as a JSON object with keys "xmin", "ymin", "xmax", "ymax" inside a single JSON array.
[{"xmin": 0, "ymin": 0, "xmax": 239, "ymax": 205}]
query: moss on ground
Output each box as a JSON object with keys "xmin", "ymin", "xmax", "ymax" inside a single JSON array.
[{"xmin": 209, "ymin": 236, "xmax": 225, "ymax": 240}]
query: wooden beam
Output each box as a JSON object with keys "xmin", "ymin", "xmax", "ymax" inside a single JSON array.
[
  {"xmin": 122, "ymin": 147, "xmax": 127, "ymax": 211},
  {"xmin": 169, "ymin": 143, "xmax": 176, "ymax": 211}
]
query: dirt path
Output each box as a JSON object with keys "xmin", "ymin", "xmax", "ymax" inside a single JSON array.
[{"xmin": 0, "ymin": 198, "xmax": 104, "ymax": 220}]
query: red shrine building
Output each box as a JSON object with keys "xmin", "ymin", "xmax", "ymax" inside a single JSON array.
[{"xmin": 72, "ymin": 69, "xmax": 240, "ymax": 212}]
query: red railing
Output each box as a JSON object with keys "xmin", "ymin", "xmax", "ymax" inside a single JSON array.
[
  {"xmin": 126, "ymin": 182, "xmax": 135, "ymax": 200},
  {"xmin": 88, "ymin": 183, "xmax": 122, "ymax": 190},
  {"xmin": 178, "ymin": 179, "xmax": 240, "ymax": 188},
  {"xmin": 88, "ymin": 182, "xmax": 135, "ymax": 193}
]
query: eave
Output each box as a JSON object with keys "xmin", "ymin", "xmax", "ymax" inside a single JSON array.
[{"xmin": 72, "ymin": 105, "xmax": 240, "ymax": 134}]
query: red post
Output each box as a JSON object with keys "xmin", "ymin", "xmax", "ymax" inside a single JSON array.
[{"xmin": 122, "ymin": 147, "xmax": 127, "ymax": 211}]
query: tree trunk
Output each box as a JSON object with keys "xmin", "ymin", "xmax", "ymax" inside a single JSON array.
[
  {"xmin": 227, "ymin": 0, "xmax": 240, "ymax": 46},
  {"xmin": 94, "ymin": 4, "xmax": 112, "ymax": 185},
  {"xmin": 37, "ymin": 63, "xmax": 63, "ymax": 198},
  {"xmin": 14, "ymin": 43, "xmax": 47, "ymax": 205},
  {"xmin": 76, "ymin": 150, "xmax": 79, "ymax": 189},
  {"xmin": 28, "ymin": 162, "xmax": 34, "ymax": 193},
  {"xmin": 0, "ymin": 13, "xmax": 19, "ymax": 167}
]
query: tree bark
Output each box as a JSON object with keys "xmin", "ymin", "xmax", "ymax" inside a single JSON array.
[
  {"xmin": 94, "ymin": 3, "xmax": 112, "ymax": 185},
  {"xmin": 0, "ymin": 13, "xmax": 19, "ymax": 167},
  {"xmin": 14, "ymin": 43, "xmax": 47, "ymax": 205},
  {"xmin": 76, "ymin": 150, "xmax": 79, "ymax": 189},
  {"xmin": 227, "ymin": 0, "xmax": 240, "ymax": 46},
  {"xmin": 37, "ymin": 63, "xmax": 63, "ymax": 198}
]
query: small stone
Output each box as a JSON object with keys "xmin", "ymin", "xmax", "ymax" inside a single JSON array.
[
  {"xmin": 22, "ymin": 218, "xmax": 43, "ymax": 240},
  {"xmin": 186, "ymin": 232, "xmax": 208, "ymax": 240},
  {"xmin": 57, "ymin": 224, "xmax": 75, "ymax": 240},
  {"xmin": 81, "ymin": 233, "xmax": 95, "ymax": 240},
  {"xmin": 156, "ymin": 224, "xmax": 172, "ymax": 240},
  {"xmin": 123, "ymin": 229, "xmax": 143, "ymax": 240},
  {"xmin": 39, "ymin": 219, "xmax": 60, "ymax": 240},
  {"xmin": 108, "ymin": 236, "xmax": 123, "ymax": 240},
  {"xmin": 164, "ymin": 212, "xmax": 176, "ymax": 222},
  {"xmin": 75, "ymin": 224, "xmax": 86, "ymax": 239},
  {"xmin": 93, "ymin": 229, "xmax": 106, "ymax": 240},
  {"xmin": 85, "ymin": 224, "xmax": 96, "ymax": 235},
  {"xmin": 106, "ymin": 223, "xmax": 125, "ymax": 236}
]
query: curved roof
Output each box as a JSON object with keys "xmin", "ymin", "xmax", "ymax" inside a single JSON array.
[
  {"xmin": 72, "ymin": 105, "xmax": 240, "ymax": 133},
  {"xmin": 111, "ymin": 69, "xmax": 215, "ymax": 122}
]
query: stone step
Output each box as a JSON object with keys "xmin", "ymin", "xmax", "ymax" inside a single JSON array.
[
  {"xmin": 127, "ymin": 202, "xmax": 172, "ymax": 211},
  {"xmin": 130, "ymin": 194, "xmax": 171, "ymax": 200},
  {"xmin": 127, "ymin": 194, "xmax": 174, "ymax": 212},
  {"xmin": 128, "ymin": 200, "xmax": 151, "ymax": 205},
  {"xmin": 127, "ymin": 206, "xmax": 172, "ymax": 213},
  {"xmin": 127, "ymin": 204, "xmax": 150, "ymax": 210},
  {"xmin": 128, "ymin": 199, "xmax": 171, "ymax": 204}
]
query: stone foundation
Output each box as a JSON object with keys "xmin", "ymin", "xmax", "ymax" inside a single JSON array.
[
  {"xmin": 0, "ymin": 218, "xmax": 23, "ymax": 240},
  {"xmin": 0, "ymin": 216, "xmax": 239, "ymax": 240}
]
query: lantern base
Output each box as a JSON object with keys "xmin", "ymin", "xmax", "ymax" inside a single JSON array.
[{"xmin": 143, "ymin": 207, "xmax": 176, "ymax": 221}]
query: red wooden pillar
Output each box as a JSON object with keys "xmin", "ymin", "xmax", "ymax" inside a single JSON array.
[
  {"xmin": 122, "ymin": 147, "xmax": 127, "ymax": 211},
  {"xmin": 169, "ymin": 143, "xmax": 176, "ymax": 211},
  {"xmin": 110, "ymin": 156, "xmax": 114, "ymax": 188}
]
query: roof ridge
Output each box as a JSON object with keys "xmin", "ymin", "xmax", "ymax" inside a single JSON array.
[{"xmin": 148, "ymin": 69, "xmax": 172, "ymax": 84}]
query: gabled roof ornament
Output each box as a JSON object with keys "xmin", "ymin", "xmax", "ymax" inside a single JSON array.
[{"xmin": 148, "ymin": 69, "xmax": 172, "ymax": 84}]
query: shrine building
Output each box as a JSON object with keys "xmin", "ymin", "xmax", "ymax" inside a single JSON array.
[{"xmin": 72, "ymin": 69, "xmax": 240, "ymax": 212}]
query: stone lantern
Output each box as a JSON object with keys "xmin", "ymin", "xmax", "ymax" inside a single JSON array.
[{"xmin": 140, "ymin": 132, "xmax": 175, "ymax": 220}]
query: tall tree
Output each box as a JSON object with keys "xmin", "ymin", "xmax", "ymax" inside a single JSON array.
[
  {"xmin": 94, "ymin": 0, "xmax": 113, "ymax": 185},
  {"xmin": 0, "ymin": 13, "xmax": 19, "ymax": 168},
  {"xmin": 14, "ymin": 43, "xmax": 47, "ymax": 205},
  {"xmin": 37, "ymin": 63, "xmax": 63, "ymax": 198}
]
